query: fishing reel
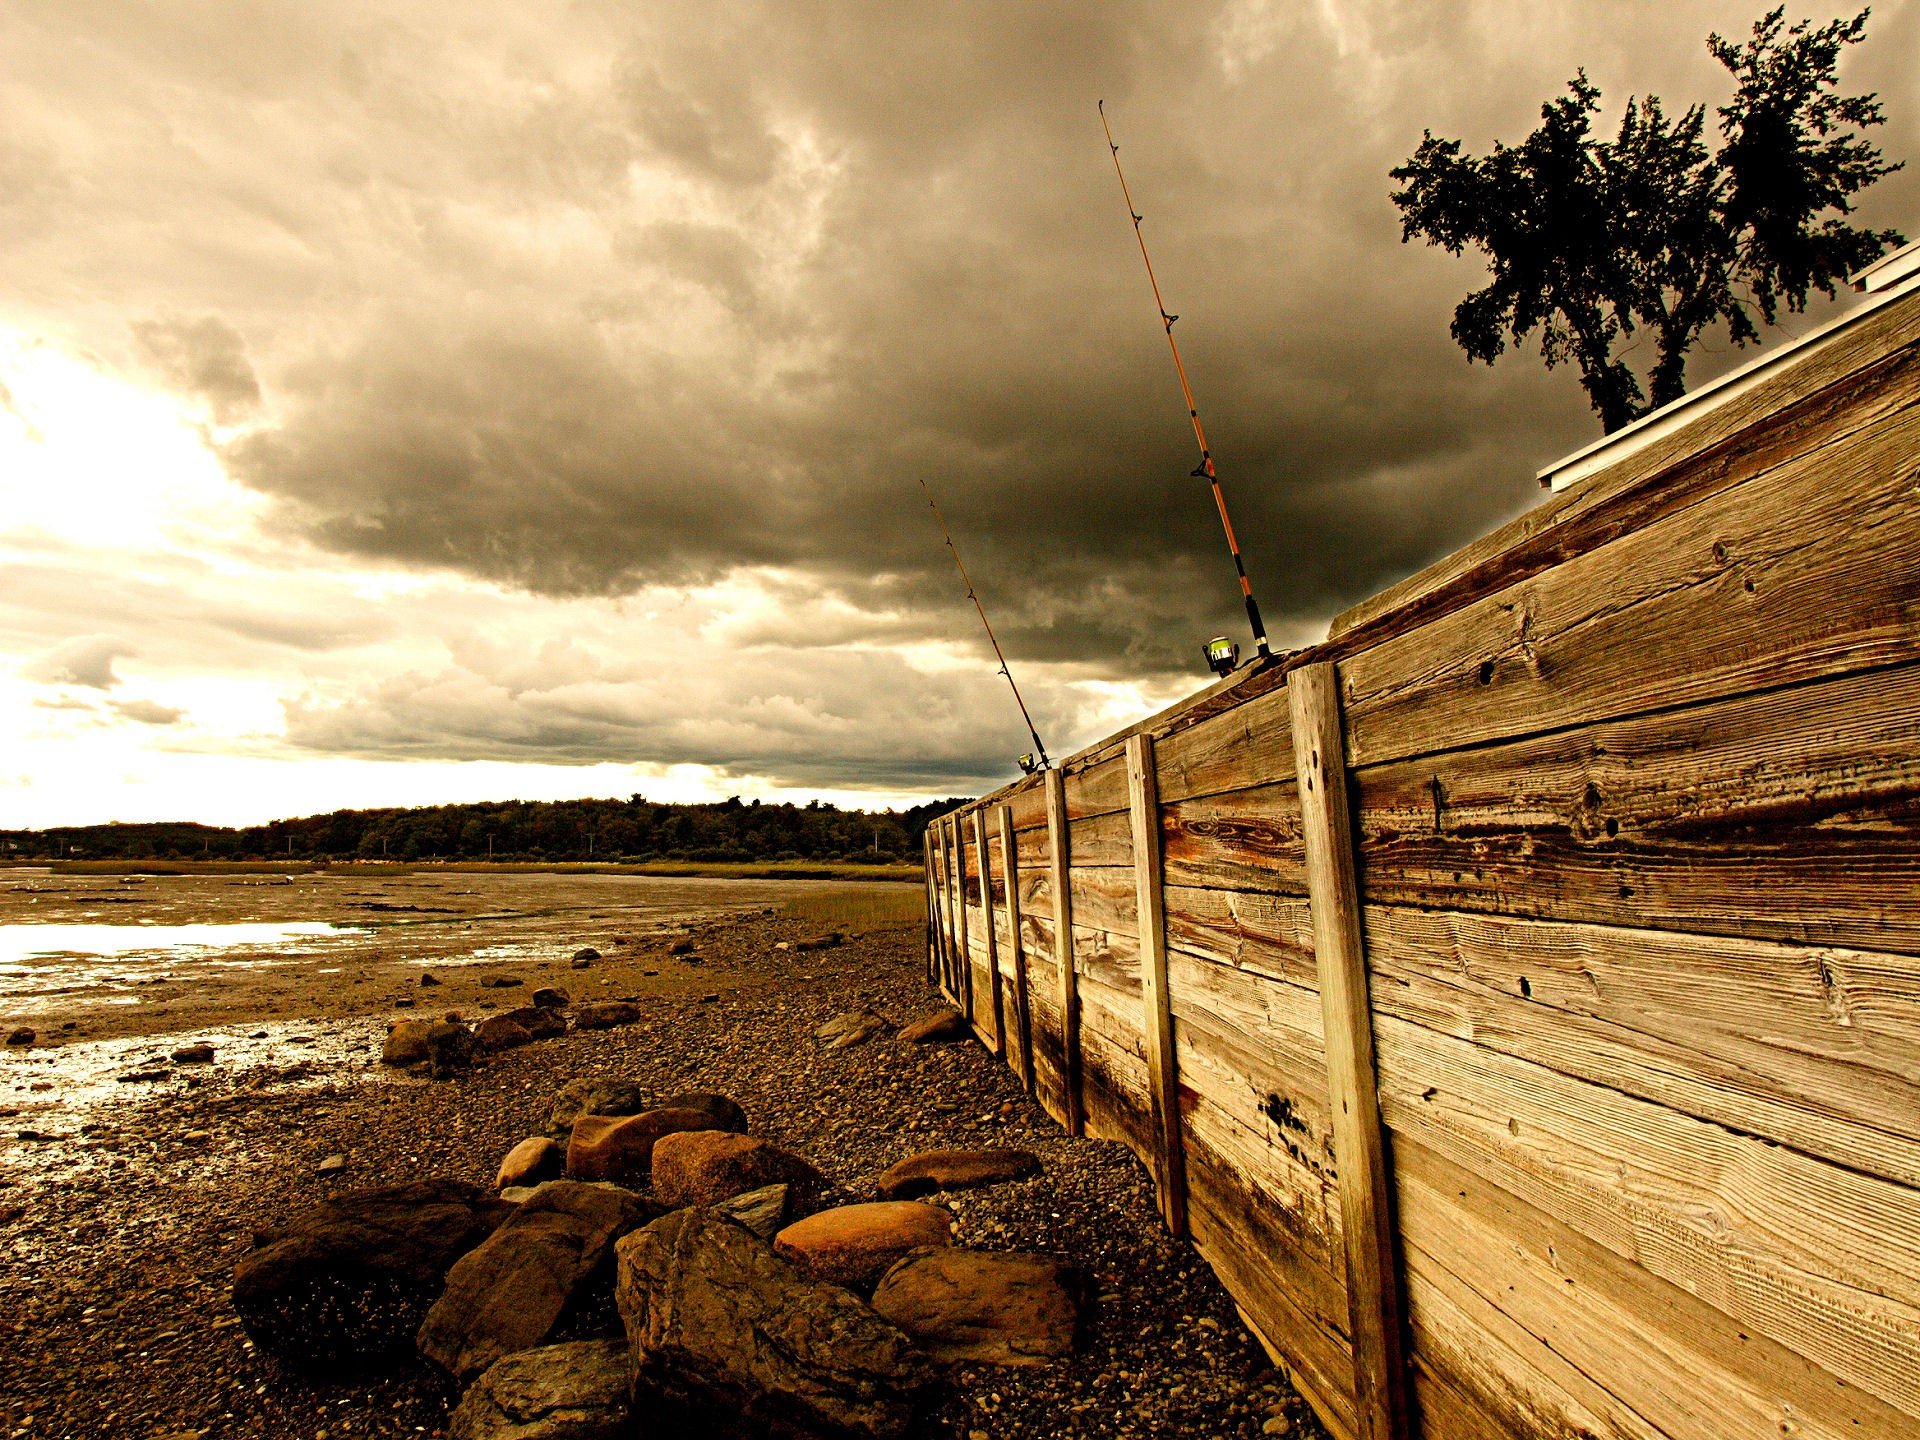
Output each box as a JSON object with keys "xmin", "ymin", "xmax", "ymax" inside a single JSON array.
[
  {"xmin": 1016, "ymin": 753, "xmax": 1045, "ymax": 775},
  {"xmin": 1204, "ymin": 636, "xmax": 1240, "ymax": 677}
]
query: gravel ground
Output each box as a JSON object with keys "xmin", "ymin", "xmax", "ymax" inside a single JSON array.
[{"xmin": 0, "ymin": 906, "xmax": 1327, "ymax": 1440}]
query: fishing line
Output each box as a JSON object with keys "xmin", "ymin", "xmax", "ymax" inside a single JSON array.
[
  {"xmin": 916, "ymin": 475, "xmax": 1051, "ymax": 772},
  {"xmin": 1099, "ymin": 99, "xmax": 1272, "ymax": 662}
]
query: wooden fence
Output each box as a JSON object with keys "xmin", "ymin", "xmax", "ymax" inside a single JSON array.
[{"xmin": 922, "ymin": 280, "xmax": 1920, "ymax": 1440}]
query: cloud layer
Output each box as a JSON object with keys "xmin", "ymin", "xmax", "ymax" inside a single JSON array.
[{"xmin": 2, "ymin": 1, "xmax": 1914, "ymax": 816}]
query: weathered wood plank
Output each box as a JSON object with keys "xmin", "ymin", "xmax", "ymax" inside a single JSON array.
[
  {"xmin": 974, "ymin": 808, "xmax": 1006, "ymax": 1055},
  {"xmin": 1291, "ymin": 662, "xmax": 1412, "ymax": 1440},
  {"xmin": 1363, "ymin": 904, "xmax": 1920, "ymax": 1189},
  {"xmin": 1154, "ymin": 682, "xmax": 1298, "ymax": 805},
  {"xmin": 1330, "ymin": 306, "xmax": 1920, "ymax": 644},
  {"xmin": 998, "ymin": 804, "xmax": 1035, "ymax": 1093},
  {"xmin": 1372, "ymin": 1010, "xmax": 1920, "ymax": 1418},
  {"xmin": 1161, "ymin": 779, "xmax": 1311, "ymax": 896},
  {"xmin": 1061, "ymin": 753, "xmax": 1131, "ymax": 821},
  {"xmin": 1163, "ymin": 886, "xmax": 1320, "ymax": 987},
  {"xmin": 1352, "ymin": 658, "xmax": 1920, "ymax": 953},
  {"xmin": 948, "ymin": 814, "xmax": 972, "ymax": 1022},
  {"xmin": 1398, "ymin": 1134, "xmax": 1920, "ymax": 1440},
  {"xmin": 1127, "ymin": 732, "xmax": 1187, "ymax": 1237},
  {"xmin": 1341, "ymin": 391, "xmax": 1920, "ymax": 770}
]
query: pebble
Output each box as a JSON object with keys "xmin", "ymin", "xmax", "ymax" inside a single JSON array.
[{"xmin": 315, "ymin": 1154, "xmax": 348, "ymax": 1173}]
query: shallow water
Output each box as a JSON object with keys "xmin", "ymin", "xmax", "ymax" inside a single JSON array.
[{"xmin": 0, "ymin": 920, "xmax": 366, "ymax": 964}]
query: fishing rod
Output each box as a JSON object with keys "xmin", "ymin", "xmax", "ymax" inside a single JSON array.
[
  {"xmin": 1099, "ymin": 99, "xmax": 1272, "ymax": 668},
  {"xmin": 917, "ymin": 475, "xmax": 1051, "ymax": 773}
]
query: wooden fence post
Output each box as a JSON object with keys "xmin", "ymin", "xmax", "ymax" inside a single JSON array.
[
  {"xmin": 923, "ymin": 831, "xmax": 935, "ymax": 984},
  {"xmin": 948, "ymin": 814, "xmax": 972, "ymax": 1021},
  {"xmin": 997, "ymin": 804, "xmax": 1035, "ymax": 1093},
  {"xmin": 1126, "ymin": 732, "xmax": 1187, "ymax": 1238},
  {"xmin": 932, "ymin": 825, "xmax": 955, "ymax": 1003},
  {"xmin": 972, "ymin": 806, "xmax": 1006, "ymax": 1056},
  {"xmin": 1289, "ymin": 662, "xmax": 1412, "ymax": 1440},
  {"xmin": 1045, "ymin": 767, "xmax": 1085, "ymax": 1137}
]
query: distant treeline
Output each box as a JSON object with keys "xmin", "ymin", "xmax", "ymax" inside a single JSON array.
[{"xmin": 0, "ymin": 794, "xmax": 974, "ymax": 865}]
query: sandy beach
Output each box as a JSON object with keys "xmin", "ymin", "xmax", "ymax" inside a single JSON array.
[{"xmin": 0, "ymin": 869, "xmax": 1320, "ymax": 1439}]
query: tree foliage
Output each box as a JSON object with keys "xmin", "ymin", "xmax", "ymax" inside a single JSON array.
[
  {"xmin": 0, "ymin": 794, "xmax": 970, "ymax": 865},
  {"xmin": 1390, "ymin": 7, "xmax": 1904, "ymax": 432}
]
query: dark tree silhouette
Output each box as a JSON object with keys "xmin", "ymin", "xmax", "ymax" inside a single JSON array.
[{"xmin": 1390, "ymin": 8, "xmax": 1904, "ymax": 433}]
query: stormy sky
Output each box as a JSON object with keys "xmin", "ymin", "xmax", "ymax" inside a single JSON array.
[{"xmin": 2, "ymin": 1, "xmax": 1914, "ymax": 826}]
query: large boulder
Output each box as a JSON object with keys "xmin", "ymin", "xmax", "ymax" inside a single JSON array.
[
  {"xmin": 381, "ymin": 1019, "xmax": 438, "ymax": 1066},
  {"xmin": 652, "ymin": 1132, "xmax": 825, "ymax": 1209},
  {"xmin": 773, "ymin": 1203, "xmax": 954, "ymax": 1292},
  {"xmin": 419, "ymin": 1181, "xmax": 656, "ymax": 1384},
  {"xmin": 875, "ymin": 1148, "xmax": 1040, "ymax": 1200},
  {"xmin": 571, "ymin": 1001, "xmax": 641, "ymax": 1032},
  {"xmin": 615, "ymin": 1207, "xmax": 932, "ymax": 1439},
  {"xmin": 547, "ymin": 1079, "xmax": 650, "ymax": 1137},
  {"xmin": 232, "ymin": 1179, "xmax": 511, "ymax": 1370},
  {"xmin": 870, "ymin": 1250, "xmax": 1088, "ymax": 1366},
  {"xmin": 531, "ymin": 986, "xmax": 571, "ymax": 1010},
  {"xmin": 449, "ymin": 1339, "xmax": 631, "ymax": 1440},
  {"xmin": 567, "ymin": 1107, "xmax": 726, "ymax": 1185},
  {"xmin": 496, "ymin": 1137, "xmax": 563, "ymax": 1191},
  {"xmin": 898, "ymin": 1009, "xmax": 969, "ymax": 1045},
  {"xmin": 499, "ymin": 1006, "xmax": 568, "ymax": 1041}
]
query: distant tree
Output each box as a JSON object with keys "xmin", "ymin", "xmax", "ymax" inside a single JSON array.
[{"xmin": 1390, "ymin": 7, "xmax": 1904, "ymax": 432}]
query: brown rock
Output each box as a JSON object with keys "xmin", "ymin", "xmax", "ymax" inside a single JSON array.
[
  {"xmin": 496, "ymin": 1137, "xmax": 563, "ymax": 1191},
  {"xmin": 427, "ymin": 1022, "xmax": 477, "ymax": 1077},
  {"xmin": 497, "ymin": 1006, "xmax": 567, "ymax": 1040},
  {"xmin": 876, "ymin": 1148, "xmax": 1040, "ymax": 1200},
  {"xmin": 870, "ymin": 1249, "xmax": 1087, "ymax": 1366},
  {"xmin": 815, "ymin": 1010, "xmax": 889, "ymax": 1051},
  {"xmin": 531, "ymin": 986, "xmax": 570, "ymax": 1009},
  {"xmin": 419, "ymin": 1181, "xmax": 655, "ymax": 1383},
  {"xmin": 616, "ymin": 1207, "xmax": 931, "ymax": 1439},
  {"xmin": 667, "ymin": 939, "xmax": 696, "ymax": 956},
  {"xmin": 547, "ymin": 1078, "xmax": 650, "ymax": 1137},
  {"xmin": 793, "ymin": 932, "xmax": 843, "ymax": 952},
  {"xmin": 774, "ymin": 1202, "xmax": 953, "ymax": 1291},
  {"xmin": 381, "ymin": 1019, "xmax": 437, "ymax": 1066},
  {"xmin": 170, "ymin": 1042, "xmax": 216, "ymax": 1064},
  {"xmin": 660, "ymin": 1092, "xmax": 749, "ymax": 1133},
  {"xmin": 651, "ymin": 1132, "xmax": 825, "ymax": 1208},
  {"xmin": 567, "ymin": 1107, "xmax": 721, "ymax": 1184},
  {"xmin": 571, "ymin": 1001, "xmax": 641, "ymax": 1031},
  {"xmin": 898, "ymin": 1009, "xmax": 970, "ymax": 1044},
  {"xmin": 474, "ymin": 1016, "xmax": 534, "ymax": 1053}
]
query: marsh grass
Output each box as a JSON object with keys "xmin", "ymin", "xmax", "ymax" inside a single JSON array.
[{"xmin": 781, "ymin": 884, "xmax": 927, "ymax": 931}]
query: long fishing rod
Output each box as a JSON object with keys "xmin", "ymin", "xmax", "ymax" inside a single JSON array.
[
  {"xmin": 917, "ymin": 475, "xmax": 1051, "ymax": 772},
  {"xmin": 1099, "ymin": 99, "xmax": 1272, "ymax": 663}
]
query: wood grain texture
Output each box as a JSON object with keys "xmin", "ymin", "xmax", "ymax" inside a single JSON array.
[
  {"xmin": 1342, "ymin": 389, "xmax": 1920, "ymax": 770},
  {"xmin": 1372, "ymin": 1010, "xmax": 1920, "ymax": 1418},
  {"xmin": 1362, "ymin": 903, "xmax": 1920, "ymax": 1189},
  {"xmin": 1127, "ymin": 732, "xmax": 1188, "ymax": 1237},
  {"xmin": 1351, "ymin": 659, "xmax": 1920, "ymax": 953},
  {"xmin": 998, "ymin": 804, "xmax": 1036, "ymax": 1093},
  {"xmin": 1291, "ymin": 662, "xmax": 1412, "ymax": 1440},
  {"xmin": 1398, "ymin": 1135, "xmax": 1920, "ymax": 1440},
  {"xmin": 1161, "ymin": 779, "xmax": 1311, "ymax": 896}
]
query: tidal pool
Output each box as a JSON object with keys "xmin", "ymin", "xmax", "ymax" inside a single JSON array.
[{"xmin": 0, "ymin": 921, "xmax": 367, "ymax": 965}]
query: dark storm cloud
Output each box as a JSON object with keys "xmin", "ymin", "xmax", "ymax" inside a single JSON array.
[
  {"xmin": 131, "ymin": 314, "xmax": 260, "ymax": 424},
  {"xmin": 4, "ymin": 0, "xmax": 1916, "ymax": 763}
]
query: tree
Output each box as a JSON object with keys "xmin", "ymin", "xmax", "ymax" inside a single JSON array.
[{"xmin": 1390, "ymin": 8, "xmax": 1903, "ymax": 433}]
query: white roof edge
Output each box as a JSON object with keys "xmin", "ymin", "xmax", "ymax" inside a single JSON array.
[
  {"xmin": 1854, "ymin": 236, "xmax": 1920, "ymax": 292},
  {"xmin": 1536, "ymin": 265, "xmax": 1920, "ymax": 492}
]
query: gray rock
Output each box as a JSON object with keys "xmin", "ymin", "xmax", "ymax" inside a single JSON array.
[
  {"xmin": 547, "ymin": 1079, "xmax": 650, "ymax": 1138},
  {"xmin": 660, "ymin": 1091, "xmax": 749, "ymax": 1134},
  {"xmin": 615, "ymin": 1207, "xmax": 932, "ymax": 1439},
  {"xmin": 449, "ymin": 1339, "xmax": 630, "ymax": 1440},
  {"xmin": 815, "ymin": 1010, "xmax": 889, "ymax": 1051},
  {"xmin": 419, "ymin": 1181, "xmax": 656, "ymax": 1384},
  {"xmin": 711, "ymin": 1183, "xmax": 791, "ymax": 1241},
  {"xmin": 232, "ymin": 1179, "xmax": 511, "ymax": 1371}
]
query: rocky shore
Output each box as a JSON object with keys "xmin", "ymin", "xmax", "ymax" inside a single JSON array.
[{"xmin": 0, "ymin": 906, "xmax": 1324, "ymax": 1439}]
